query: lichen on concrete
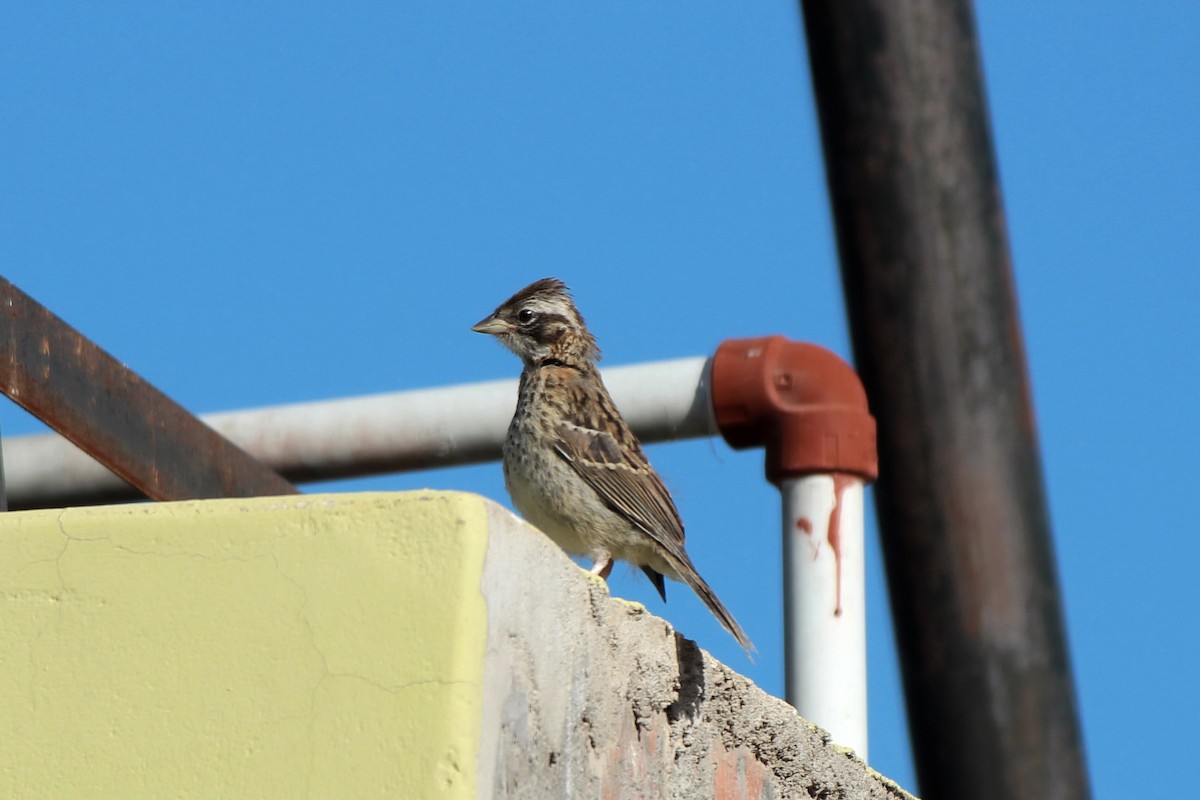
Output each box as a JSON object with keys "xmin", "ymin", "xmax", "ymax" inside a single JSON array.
[{"xmin": 478, "ymin": 499, "xmax": 918, "ymax": 800}]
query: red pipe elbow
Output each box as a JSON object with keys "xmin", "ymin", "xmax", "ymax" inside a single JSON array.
[{"xmin": 711, "ymin": 336, "xmax": 878, "ymax": 487}]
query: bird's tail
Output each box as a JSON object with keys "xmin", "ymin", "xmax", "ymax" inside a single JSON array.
[{"xmin": 672, "ymin": 553, "xmax": 755, "ymax": 659}]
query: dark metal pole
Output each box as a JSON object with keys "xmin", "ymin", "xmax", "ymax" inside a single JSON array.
[{"xmin": 798, "ymin": 2, "xmax": 1090, "ymax": 799}]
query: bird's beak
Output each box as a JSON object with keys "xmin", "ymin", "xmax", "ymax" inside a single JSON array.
[{"xmin": 471, "ymin": 316, "xmax": 511, "ymax": 335}]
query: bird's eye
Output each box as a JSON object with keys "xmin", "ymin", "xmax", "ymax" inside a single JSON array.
[{"xmin": 517, "ymin": 308, "xmax": 535, "ymax": 323}]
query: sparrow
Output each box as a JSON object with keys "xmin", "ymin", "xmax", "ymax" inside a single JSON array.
[{"xmin": 472, "ymin": 277, "xmax": 753, "ymax": 654}]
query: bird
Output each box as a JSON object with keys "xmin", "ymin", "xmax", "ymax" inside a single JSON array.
[{"xmin": 472, "ymin": 277, "xmax": 753, "ymax": 654}]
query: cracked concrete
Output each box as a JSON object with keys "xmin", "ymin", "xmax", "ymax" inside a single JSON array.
[
  {"xmin": 1, "ymin": 492, "xmax": 489, "ymax": 799},
  {"xmin": 1, "ymin": 491, "xmax": 916, "ymax": 800}
]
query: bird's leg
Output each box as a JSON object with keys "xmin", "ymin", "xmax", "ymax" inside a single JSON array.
[{"xmin": 589, "ymin": 552, "xmax": 614, "ymax": 581}]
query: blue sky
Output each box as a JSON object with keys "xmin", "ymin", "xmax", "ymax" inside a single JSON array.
[{"xmin": 3, "ymin": 2, "xmax": 1197, "ymax": 795}]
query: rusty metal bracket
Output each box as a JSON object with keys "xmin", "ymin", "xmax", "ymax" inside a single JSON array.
[{"xmin": 0, "ymin": 276, "xmax": 298, "ymax": 503}]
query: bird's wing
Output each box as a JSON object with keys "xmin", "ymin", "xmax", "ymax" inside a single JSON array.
[
  {"xmin": 549, "ymin": 371, "xmax": 755, "ymax": 656},
  {"xmin": 552, "ymin": 412, "xmax": 687, "ymax": 557}
]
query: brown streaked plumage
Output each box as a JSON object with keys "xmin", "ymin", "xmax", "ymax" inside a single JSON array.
[{"xmin": 472, "ymin": 277, "xmax": 753, "ymax": 655}]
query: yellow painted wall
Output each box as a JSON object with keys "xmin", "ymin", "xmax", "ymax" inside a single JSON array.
[{"xmin": 0, "ymin": 492, "xmax": 490, "ymax": 799}]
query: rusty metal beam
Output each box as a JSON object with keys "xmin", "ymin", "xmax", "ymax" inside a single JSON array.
[{"xmin": 0, "ymin": 276, "xmax": 298, "ymax": 502}]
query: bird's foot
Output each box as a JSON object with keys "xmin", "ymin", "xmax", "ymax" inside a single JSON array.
[{"xmin": 589, "ymin": 555, "xmax": 614, "ymax": 581}]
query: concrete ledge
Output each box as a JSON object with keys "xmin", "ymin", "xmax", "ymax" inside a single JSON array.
[
  {"xmin": 478, "ymin": 496, "xmax": 914, "ymax": 799},
  {"xmin": 0, "ymin": 491, "xmax": 915, "ymax": 799}
]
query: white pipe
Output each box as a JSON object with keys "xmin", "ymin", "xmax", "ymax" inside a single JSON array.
[
  {"xmin": 4, "ymin": 349, "xmax": 875, "ymax": 759},
  {"xmin": 2, "ymin": 356, "xmax": 715, "ymax": 508},
  {"xmin": 781, "ymin": 473, "xmax": 868, "ymax": 759}
]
